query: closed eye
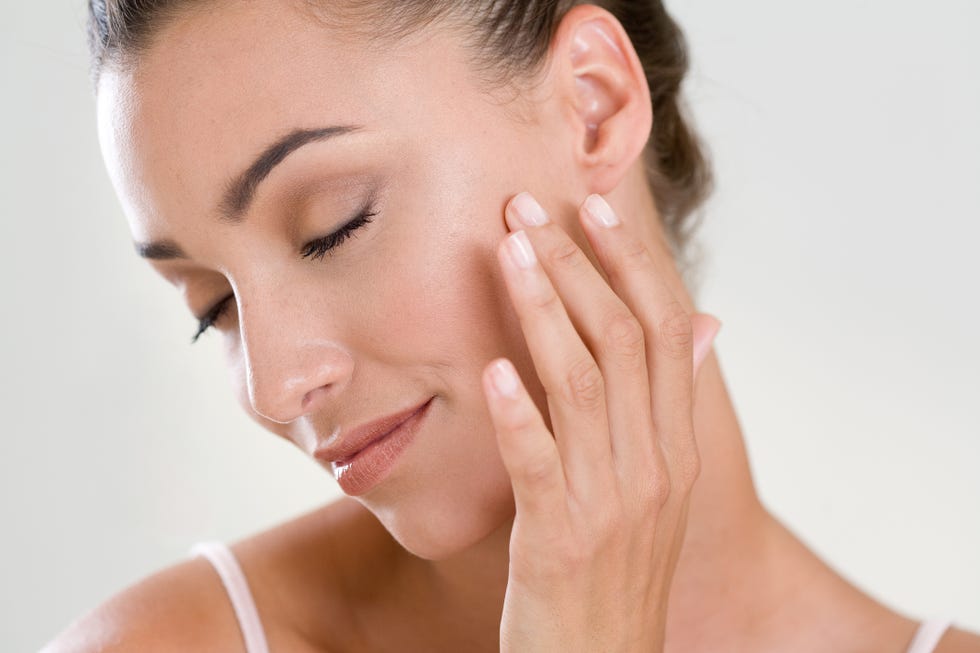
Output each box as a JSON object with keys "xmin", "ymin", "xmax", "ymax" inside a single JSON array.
[
  {"xmin": 300, "ymin": 205, "xmax": 377, "ymax": 262},
  {"xmin": 191, "ymin": 293, "xmax": 235, "ymax": 344},
  {"xmin": 189, "ymin": 203, "xmax": 378, "ymax": 344}
]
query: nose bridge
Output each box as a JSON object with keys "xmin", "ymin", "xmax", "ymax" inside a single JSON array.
[{"xmin": 238, "ymin": 282, "xmax": 353, "ymax": 424}]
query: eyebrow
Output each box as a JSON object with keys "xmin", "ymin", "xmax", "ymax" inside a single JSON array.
[{"xmin": 134, "ymin": 124, "xmax": 364, "ymax": 261}]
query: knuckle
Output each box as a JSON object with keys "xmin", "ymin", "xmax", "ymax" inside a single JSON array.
[
  {"xmin": 516, "ymin": 446, "xmax": 559, "ymax": 488},
  {"xmin": 600, "ymin": 310, "xmax": 646, "ymax": 360},
  {"xmin": 505, "ymin": 404, "xmax": 538, "ymax": 434},
  {"xmin": 681, "ymin": 446, "xmax": 703, "ymax": 489},
  {"xmin": 559, "ymin": 356, "xmax": 605, "ymax": 411},
  {"xmin": 656, "ymin": 301, "xmax": 694, "ymax": 360},
  {"xmin": 526, "ymin": 283, "xmax": 562, "ymax": 311},
  {"xmin": 543, "ymin": 238, "xmax": 586, "ymax": 271},
  {"xmin": 643, "ymin": 473, "xmax": 672, "ymax": 508},
  {"xmin": 617, "ymin": 237, "xmax": 655, "ymax": 274}
]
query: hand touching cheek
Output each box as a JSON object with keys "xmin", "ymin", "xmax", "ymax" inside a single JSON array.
[{"xmin": 482, "ymin": 192, "xmax": 721, "ymax": 652}]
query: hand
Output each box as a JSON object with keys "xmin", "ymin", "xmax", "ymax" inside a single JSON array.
[{"xmin": 481, "ymin": 192, "xmax": 721, "ymax": 653}]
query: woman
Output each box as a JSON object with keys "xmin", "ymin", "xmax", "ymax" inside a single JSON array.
[{"xmin": 44, "ymin": 0, "xmax": 978, "ymax": 651}]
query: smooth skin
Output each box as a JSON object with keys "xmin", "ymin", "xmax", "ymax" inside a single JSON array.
[
  {"xmin": 488, "ymin": 192, "xmax": 718, "ymax": 651},
  {"xmin": 45, "ymin": 2, "xmax": 979, "ymax": 652}
]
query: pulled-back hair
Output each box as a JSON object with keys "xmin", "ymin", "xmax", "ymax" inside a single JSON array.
[{"xmin": 87, "ymin": 0, "xmax": 714, "ymax": 276}]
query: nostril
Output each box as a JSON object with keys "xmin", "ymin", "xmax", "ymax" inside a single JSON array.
[{"xmin": 301, "ymin": 385, "xmax": 331, "ymax": 414}]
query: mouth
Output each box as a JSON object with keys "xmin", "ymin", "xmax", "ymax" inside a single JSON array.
[
  {"xmin": 313, "ymin": 396, "xmax": 434, "ymax": 465},
  {"xmin": 322, "ymin": 396, "xmax": 434, "ymax": 496}
]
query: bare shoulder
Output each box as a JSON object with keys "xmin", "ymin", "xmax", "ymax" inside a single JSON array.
[
  {"xmin": 41, "ymin": 498, "xmax": 382, "ymax": 653},
  {"xmin": 39, "ymin": 553, "xmax": 243, "ymax": 653},
  {"xmin": 936, "ymin": 626, "xmax": 980, "ymax": 653}
]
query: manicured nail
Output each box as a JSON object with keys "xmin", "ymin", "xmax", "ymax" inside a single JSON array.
[
  {"xmin": 512, "ymin": 192, "xmax": 550, "ymax": 227},
  {"xmin": 693, "ymin": 315, "xmax": 722, "ymax": 376},
  {"xmin": 584, "ymin": 194, "xmax": 620, "ymax": 228},
  {"xmin": 507, "ymin": 230, "xmax": 537, "ymax": 269},
  {"xmin": 490, "ymin": 359, "xmax": 520, "ymax": 398}
]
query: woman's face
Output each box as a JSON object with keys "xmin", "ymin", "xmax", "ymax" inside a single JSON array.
[{"xmin": 96, "ymin": 2, "xmax": 581, "ymax": 558}]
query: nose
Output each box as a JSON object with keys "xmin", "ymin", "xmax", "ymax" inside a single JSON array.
[{"xmin": 238, "ymin": 291, "xmax": 354, "ymax": 425}]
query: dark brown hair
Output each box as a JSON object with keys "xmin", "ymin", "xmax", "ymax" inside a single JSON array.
[{"xmin": 87, "ymin": 0, "xmax": 713, "ymax": 276}]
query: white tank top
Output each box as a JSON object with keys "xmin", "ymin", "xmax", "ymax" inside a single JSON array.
[
  {"xmin": 906, "ymin": 616, "xmax": 956, "ymax": 653},
  {"xmin": 188, "ymin": 540, "xmax": 955, "ymax": 653},
  {"xmin": 189, "ymin": 541, "xmax": 270, "ymax": 653}
]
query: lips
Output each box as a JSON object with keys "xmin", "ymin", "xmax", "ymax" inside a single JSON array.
[{"xmin": 313, "ymin": 397, "xmax": 433, "ymax": 465}]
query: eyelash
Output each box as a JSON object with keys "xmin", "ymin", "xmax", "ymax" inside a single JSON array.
[
  {"xmin": 189, "ymin": 204, "xmax": 378, "ymax": 344},
  {"xmin": 299, "ymin": 206, "xmax": 377, "ymax": 262}
]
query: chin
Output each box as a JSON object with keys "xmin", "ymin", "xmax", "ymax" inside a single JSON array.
[{"xmin": 370, "ymin": 481, "xmax": 516, "ymax": 561}]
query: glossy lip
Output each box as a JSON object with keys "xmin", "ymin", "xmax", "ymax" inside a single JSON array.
[
  {"xmin": 313, "ymin": 396, "xmax": 433, "ymax": 465},
  {"xmin": 328, "ymin": 396, "xmax": 432, "ymax": 496}
]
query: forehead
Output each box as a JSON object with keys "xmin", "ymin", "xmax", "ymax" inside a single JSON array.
[{"xmin": 94, "ymin": 2, "xmax": 473, "ymax": 246}]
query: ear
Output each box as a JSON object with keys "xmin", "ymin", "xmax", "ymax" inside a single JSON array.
[{"xmin": 551, "ymin": 5, "xmax": 653, "ymax": 195}]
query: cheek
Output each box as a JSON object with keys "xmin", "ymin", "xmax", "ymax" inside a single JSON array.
[
  {"xmin": 390, "ymin": 210, "xmax": 554, "ymax": 442},
  {"xmin": 368, "ymin": 208, "xmax": 519, "ymax": 370}
]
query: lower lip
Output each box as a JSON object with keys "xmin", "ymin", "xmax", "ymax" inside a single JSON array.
[{"xmin": 331, "ymin": 397, "xmax": 433, "ymax": 496}]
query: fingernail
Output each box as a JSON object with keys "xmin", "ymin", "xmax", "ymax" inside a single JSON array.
[
  {"xmin": 584, "ymin": 194, "xmax": 620, "ymax": 228},
  {"xmin": 490, "ymin": 359, "xmax": 520, "ymax": 398},
  {"xmin": 506, "ymin": 230, "xmax": 537, "ymax": 269},
  {"xmin": 511, "ymin": 192, "xmax": 550, "ymax": 227},
  {"xmin": 693, "ymin": 315, "xmax": 722, "ymax": 376}
]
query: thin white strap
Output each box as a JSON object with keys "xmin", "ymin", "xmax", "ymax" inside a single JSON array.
[
  {"xmin": 906, "ymin": 617, "xmax": 955, "ymax": 653},
  {"xmin": 189, "ymin": 541, "xmax": 271, "ymax": 653}
]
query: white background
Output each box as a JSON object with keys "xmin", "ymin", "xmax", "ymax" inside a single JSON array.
[{"xmin": 1, "ymin": 1, "xmax": 977, "ymax": 650}]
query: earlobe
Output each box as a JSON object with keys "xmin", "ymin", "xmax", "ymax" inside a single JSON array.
[{"xmin": 559, "ymin": 7, "xmax": 653, "ymax": 194}]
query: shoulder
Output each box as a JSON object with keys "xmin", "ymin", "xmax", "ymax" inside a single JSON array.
[
  {"xmin": 935, "ymin": 625, "xmax": 980, "ymax": 653},
  {"xmin": 39, "ymin": 553, "xmax": 243, "ymax": 653},
  {"xmin": 40, "ymin": 498, "xmax": 380, "ymax": 653}
]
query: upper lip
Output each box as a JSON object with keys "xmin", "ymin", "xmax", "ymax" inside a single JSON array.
[{"xmin": 313, "ymin": 397, "xmax": 432, "ymax": 465}]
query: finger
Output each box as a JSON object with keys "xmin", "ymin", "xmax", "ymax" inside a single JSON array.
[
  {"xmin": 495, "ymin": 226, "xmax": 615, "ymax": 505},
  {"xmin": 692, "ymin": 314, "xmax": 722, "ymax": 378},
  {"xmin": 482, "ymin": 358, "xmax": 567, "ymax": 529},
  {"xmin": 579, "ymin": 194, "xmax": 696, "ymax": 468},
  {"xmin": 504, "ymin": 192, "xmax": 656, "ymax": 488}
]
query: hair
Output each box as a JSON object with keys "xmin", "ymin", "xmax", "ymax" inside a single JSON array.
[{"xmin": 86, "ymin": 0, "xmax": 714, "ymax": 281}]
